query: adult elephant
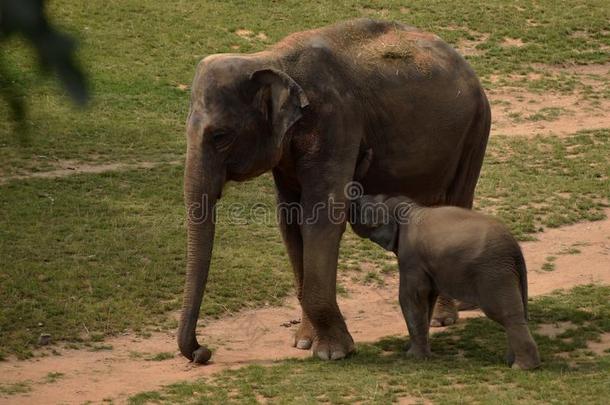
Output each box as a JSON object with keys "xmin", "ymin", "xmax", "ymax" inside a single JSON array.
[{"xmin": 179, "ymin": 19, "xmax": 490, "ymax": 363}]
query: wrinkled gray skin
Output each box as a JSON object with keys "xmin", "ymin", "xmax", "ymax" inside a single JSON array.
[
  {"xmin": 351, "ymin": 195, "xmax": 541, "ymax": 369},
  {"xmin": 179, "ymin": 19, "xmax": 491, "ymax": 363}
]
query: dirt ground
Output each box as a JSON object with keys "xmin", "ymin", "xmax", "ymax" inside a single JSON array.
[
  {"xmin": 490, "ymin": 89, "xmax": 610, "ymax": 137},
  {"xmin": 488, "ymin": 64, "xmax": 610, "ymax": 137},
  {"xmin": 1, "ymin": 209, "xmax": 608, "ymax": 404},
  {"xmin": 0, "ymin": 160, "xmax": 182, "ymax": 185}
]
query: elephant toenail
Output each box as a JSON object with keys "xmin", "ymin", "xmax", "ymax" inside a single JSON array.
[
  {"xmin": 444, "ymin": 318, "xmax": 456, "ymax": 326},
  {"xmin": 331, "ymin": 350, "xmax": 346, "ymax": 360},
  {"xmin": 430, "ymin": 319, "xmax": 442, "ymax": 327},
  {"xmin": 296, "ymin": 339, "xmax": 312, "ymax": 349},
  {"xmin": 317, "ymin": 350, "xmax": 330, "ymax": 360}
]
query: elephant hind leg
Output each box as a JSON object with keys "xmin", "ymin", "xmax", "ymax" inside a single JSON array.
[
  {"xmin": 477, "ymin": 278, "xmax": 540, "ymax": 369},
  {"xmin": 430, "ymin": 296, "xmax": 458, "ymax": 327},
  {"xmin": 504, "ymin": 324, "xmax": 540, "ymax": 370}
]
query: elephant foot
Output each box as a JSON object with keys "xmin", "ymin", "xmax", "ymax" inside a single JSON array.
[
  {"xmin": 511, "ymin": 359, "xmax": 541, "ymax": 370},
  {"xmin": 507, "ymin": 349, "xmax": 541, "ymax": 370},
  {"xmin": 406, "ymin": 345, "xmax": 432, "ymax": 360},
  {"xmin": 430, "ymin": 296, "xmax": 458, "ymax": 327},
  {"xmin": 312, "ymin": 326, "xmax": 355, "ymax": 360},
  {"xmin": 293, "ymin": 315, "xmax": 314, "ymax": 350}
]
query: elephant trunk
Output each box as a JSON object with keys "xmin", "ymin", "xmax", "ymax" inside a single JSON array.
[{"xmin": 177, "ymin": 147, "xmax": 223, "ymax": 363}]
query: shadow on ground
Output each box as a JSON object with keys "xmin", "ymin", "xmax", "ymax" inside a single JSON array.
[{"xmin": 129, "ymin": 285, "xmax": 610, "ymax": 404}]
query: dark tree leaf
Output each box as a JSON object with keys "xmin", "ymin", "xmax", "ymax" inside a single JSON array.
[{"xmin": 0, "ymin": 0, "xmax": 89, "ymax": 131}]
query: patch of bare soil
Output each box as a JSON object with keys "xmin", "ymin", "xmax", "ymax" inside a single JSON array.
[
  {"xmin": 521, "ymin": 212, "xmax": 610, "ymax": 293},
  {"xmin": 398, "ymin": 396, "xmax": 432, "ymax": 405},
  {"xmin": 488, "ymin": 88, "xmax": 610, "ymax": 137},
  {"xmin": 0, "ymin": 160, "xmax": 181, "ymax": 185},
  {"xmin": 501, "ymin": 37, "xmax": 525, "ymax": 48},
  {"xmin": 536, "ymin": 321, "xmax": 577, "ymax": 338},
  {"xmin": 487, "ymin": 63, "xmax": 609, "ymax": 137},
  {"xmin": 1, "ymin": 211, "xmax": 609, "ymax": 403},
  {"xmin": 587, "ymin": 332, "xmax": 610, "ymax": 355},
  {"xmin": 456, "ymin": 34, "xmax": 489, "ymax": 57},
  {"xmin": 234, "ymin": 29, "xmax": 269, "ymax": 42},
  {"xmin": 534, "ymin": 63, "xmax": 610, "ymax": 76}
]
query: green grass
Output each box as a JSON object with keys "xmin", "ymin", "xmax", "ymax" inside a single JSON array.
[
  {"xmin": 128, "ymin": 285, "xmax": 610, "ymax": 404},
  {"xmin": 0, "ymin": 166, "xmax": 291, "ymax": 359},
  {"xmin": 542, "ymin": 255, "xmax": 557, "ymax": 271},
  {"xmin": 147, "ymin": 352, "xmax": 175, "ymax": 362},
  {"xmin": 87, "ymin": 344, "xmax": 114, "ymax": 352},
  {"xmin": 542, "ymin": 261, "xmax": 556, "ymax": 272},
  {"xmin": 1, "ymin": 0, "xmax": 608, "ymax": 175},
  {"xmin": 526, "ymin": 107, "xmax": 565, "ymax": 122},
  {"xmin": 44, "ymin": 372, "xmax": 65, "ymax": 384},
  {"xmin": 475, "ymin": 130, "xmax": 610, "ymax": 240},
  {"xmin": 0, "ymin": 381, "xmax": 32, "ymax": 396},
  {"xmin": 1, "ymin": 131, "xmax": 609, "ymax": 358},
  {"xmin": 0, "ymin": 373, "xmax": 64, "ymax": 398},
  {"xmin": 558, "ymin": 246, "xmax": 582, "ymax": 255}
]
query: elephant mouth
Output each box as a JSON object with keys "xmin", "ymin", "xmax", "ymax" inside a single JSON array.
[{"xmin": 226, "ymin": 166, "xmax": 269, "ymax": 183}]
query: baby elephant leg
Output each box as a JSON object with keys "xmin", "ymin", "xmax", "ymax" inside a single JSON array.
[
  {"xmin": 399, "ymin": 266, "xmax": 437, "ymax": 359},
  {"xmin": 478, "ymin": 280, "xmax": 540, "ymax": 370},
  {"xmin": 504, "ymin": 322, "xmax": 540, "ymax": 370}
]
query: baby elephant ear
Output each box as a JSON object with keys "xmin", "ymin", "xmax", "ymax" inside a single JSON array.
[
  {"xmin": 369, "ymin": 220, "xmax": 398, "ymax": 252},
  {"xmin": 250, "ymin": 69, "xmax": 309, "ymax": 148}
]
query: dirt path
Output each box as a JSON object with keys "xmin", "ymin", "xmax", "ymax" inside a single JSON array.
[
  {"xmin": 0, "ymin": 160, "xmax": 181, "ymax": 185},
  {"xmin": 1, "ymin": 212, "xmax": 609, "ymax": 404}
]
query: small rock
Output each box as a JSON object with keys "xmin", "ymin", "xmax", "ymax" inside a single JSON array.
[
  {"xmin": 38, "ymin": 322, "xmax": 44, "ymax": 327},
  {"xmin": 38, "ymin": 333, "xmax": 52, "ymax": 346}
]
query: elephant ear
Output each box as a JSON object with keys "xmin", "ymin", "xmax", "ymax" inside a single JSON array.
[
  {"xmin": 250, "ymin": 68, "xmax": 309, "ymax": 147},
  {"xmin": 368, "ymin": 220, "xmax": 399, "ymax": 252}
]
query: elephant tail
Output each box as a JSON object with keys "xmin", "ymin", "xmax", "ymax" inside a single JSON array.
[{"xmin": 514, "ymin": 246, "xmax": 529, "ymax": 321}]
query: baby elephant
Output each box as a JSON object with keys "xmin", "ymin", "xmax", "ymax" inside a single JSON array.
[{"xmin": 351, "ymin": 195, "xmax": 541, "ymax": 369}]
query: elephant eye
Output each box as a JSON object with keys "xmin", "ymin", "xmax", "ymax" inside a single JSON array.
[{"xmin": 211, "ymin": 130, "xmax": 235, "ymax": 151}]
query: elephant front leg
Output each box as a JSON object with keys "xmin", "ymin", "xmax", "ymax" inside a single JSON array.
[
  {"xmin": 273, "ymin": 172, "xmax": 315, "ymax": 350},
  {"xmin": 278, "ymin": 210, "xmax": 315, "ymax": 350},
  {"xmin": 399, "ymin": 263, "xmax": 435, "ymax": 358},
  {"xmin": 301, "ymin": 220, "xmax": 354, "ymax": 360}
]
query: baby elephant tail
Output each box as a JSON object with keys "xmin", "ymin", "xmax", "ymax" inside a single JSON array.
[{"xmin": 514, "ymin": 247, "xmax": 529, "ymax": 320}]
